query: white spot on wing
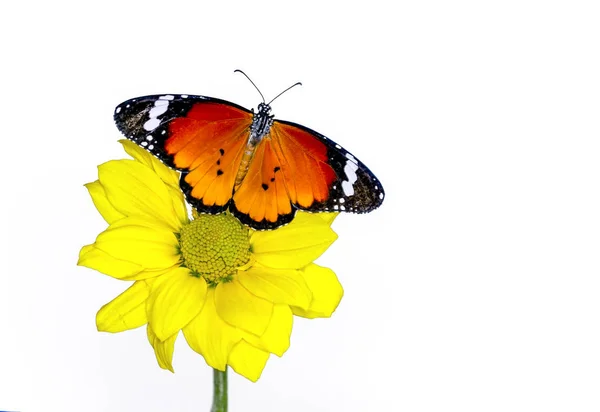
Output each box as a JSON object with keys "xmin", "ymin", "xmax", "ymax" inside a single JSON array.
[
  {"xmin": 344, "ymin": 162, "xmax": 358, "ymax": 185},
  {"xmin": 341, "ymin": 159, "xmax": 359, "ymax": 197},
  {"xmin": 181, "ymin": 94, "xmax": 188, "ymax": 98},
  {"xmin": 144, "ymin": 96, "xmax": 172, "ymax": 132},
  {"xmin": 115, "ymin": 107, "xmax": 121, "ymax": 114},
  {"xmin": 342, "ymin": 181, "xmax": 354, "ymax": 196},
  {"xmin": 345, "ymin": 152, "xmax": 356, "ymax": 162},
  {"xmin": 143, "ymin": 118, "xmax": 160, "ymax": 131},
  {"xmin": 149, "ymin": 104, "xmax": 168, "ymax": 117}
]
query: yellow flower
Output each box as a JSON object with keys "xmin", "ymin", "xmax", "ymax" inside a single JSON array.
[{"xmin": 78, "ymin": 140, "xmax": 343, "ymax": 382}]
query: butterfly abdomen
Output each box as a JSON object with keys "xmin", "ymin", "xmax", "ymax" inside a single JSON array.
[{"xmin": 234, "ymin": 140, "xmax": 259, "ymax": 188}]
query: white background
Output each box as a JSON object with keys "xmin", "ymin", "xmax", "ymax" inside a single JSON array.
[{"xmin": 1, "ymin": 0, "xmax": 599, "ymax": 411}]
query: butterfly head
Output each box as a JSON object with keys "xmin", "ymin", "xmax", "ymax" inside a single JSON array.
[
  {"xmin": 250, "ymin": 103, "xmax": 274, "ymax": 141},
  {"xmin": 257, "ymin": 102, "xmax": 272, "ymax": 116}
]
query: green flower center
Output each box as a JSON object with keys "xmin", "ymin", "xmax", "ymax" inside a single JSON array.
[{"xmin": 178, "ymin": 213, "xmax": 251, "ymax": 286}]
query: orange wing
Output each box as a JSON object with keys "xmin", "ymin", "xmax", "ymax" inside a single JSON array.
[
  {"xmin": 230, "ymin": 119, "xmax": 384, "ymax": 229},
  {"xmin": 269, "ymin": 121, "xmax": 337, "ymax": 207},
  {"xmin": 230, "ymin": 138, "xmax": 295, "ymax": 228},
  {"xmin": 169, "ymin": 103, "xmax": 252, "ymax": 212},
  {"xmin": 230, "ymin": 121, "xmax": 337, "ymax": 229},
  {"xmin": 114, "ymin": 95, "xmax": 253, "ymax": 214}
]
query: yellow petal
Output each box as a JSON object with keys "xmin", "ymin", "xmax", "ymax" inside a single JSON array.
[
  {"xmin": 120, "ymin": 140, "xmax": 188, "ymax": 227},
  {"xmin": 120, "ymin": 139, "xmax": 180, "ymax": 190},
  {"xmin": 85, "ymin": 181, "xmax": 126, "ymax": 224},
  {"xmin": 238, "ymin": 265, "xmax": 312, "ymax": 310},
  {"xmin": 292, "ymin": 264, "xmax": 344, "ymax": 319},
  {"xmin": 317, "ymin": 212, "xmax": 339, "ymax": 226},
  {"xmin": 98, "ymin": 159, "xmax": 183, "ymax": 231},
  {"xmin": 94, "ymin": 217, "xmax": 180, "ymax": 270},
  {"xmin": 78, "ymin": 244, "xmax": 144, "ymax": 280},
  {"xmin": 250, "ymin": 213, "xmax": 338, "ymax": 269},
  {"xmin": 147, "ymin": 325, "xmax": 177, "ymax": 372},
  {"xmin": 134, "ymin": 265, "xmax": 181, "ymax": 280},
  {"xmin": 147, "ymin": 267, "xmax": 208, "ymax": 341},
  {"xmin": 167, "ymin": 185, "xmax": 189, "ymax": 228},
  {"xmin": 96, "ymin": 280, "xmax": 150, "ymax": 332},
  {"xmin": 241, "ymin": 304, "xmax": 292, "ymax": 357},
  {"xmin": 228, "ymin": 340, "xmax": 270, "ymax": 382},
  {"xmin": 214, "ymin": 279, "xmax": 273, "ymax": 336},
  {"xmin": 183, "ymin": 289, "xmax": 242, "ymax": 371}
]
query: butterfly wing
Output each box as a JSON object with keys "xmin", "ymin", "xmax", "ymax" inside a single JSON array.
[
  {"xmin": 114, "ymin": 94, "xmax": 253, "ymax": 214},
  {"xmin": 230, "ymin": 138, "xmax": 297, "ymax": 229},
  {"xmin": 229, "ymin": 119, "xmax": 384, "ymax": 229},
  {"xmin": 271, "ymin": 120, "xmax": 385, "ymax": 213}
]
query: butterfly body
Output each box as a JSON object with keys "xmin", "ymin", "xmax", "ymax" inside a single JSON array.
[
  {"xmin": 235, "ymin": 102, "xmax": 274, "ymax": 188},
  {"xmin": 115, "ymin": 94, "xmax": 384, "ymax": 230}
]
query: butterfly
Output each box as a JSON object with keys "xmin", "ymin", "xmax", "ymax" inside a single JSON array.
[{"xmin": 114, "ymin": 74, "xmax": 384, "ymax": 230}]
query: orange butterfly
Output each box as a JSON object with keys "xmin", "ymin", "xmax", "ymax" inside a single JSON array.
[{"xmin": 114, "ymin": 74, "xmax": 384, "ymax": 229}]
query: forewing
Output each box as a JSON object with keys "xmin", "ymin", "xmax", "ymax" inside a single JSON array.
[
  {"xmin": 114, "ymin": 94, "xmax": 253, "ymax": 213},
  {"xmin": 270, "ymin": 120, "xmax": 385, "ymax": 213}
]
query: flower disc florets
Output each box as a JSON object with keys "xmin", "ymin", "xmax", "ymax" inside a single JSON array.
[{"xmin": 179, "ymin": 213, "xmax": 250, "ymax": 286}]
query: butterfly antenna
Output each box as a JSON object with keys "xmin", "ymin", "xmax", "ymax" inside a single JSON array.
[
  {"xmin": 234, "ymin": 69, "xmax": 265, "ymax": 103},
  {"xmin": 268, "ymin": 82, "xmax": 303, "ymax": 105}
]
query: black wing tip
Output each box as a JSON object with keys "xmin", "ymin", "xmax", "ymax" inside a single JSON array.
[{"xmin": 113, "ymin": 94, "xmax": 251, "ymax": 116}]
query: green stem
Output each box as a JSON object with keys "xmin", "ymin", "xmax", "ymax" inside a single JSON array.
[{"xmin": 211, "ymin": 367, "xmax": 228, "ymax": 412}]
